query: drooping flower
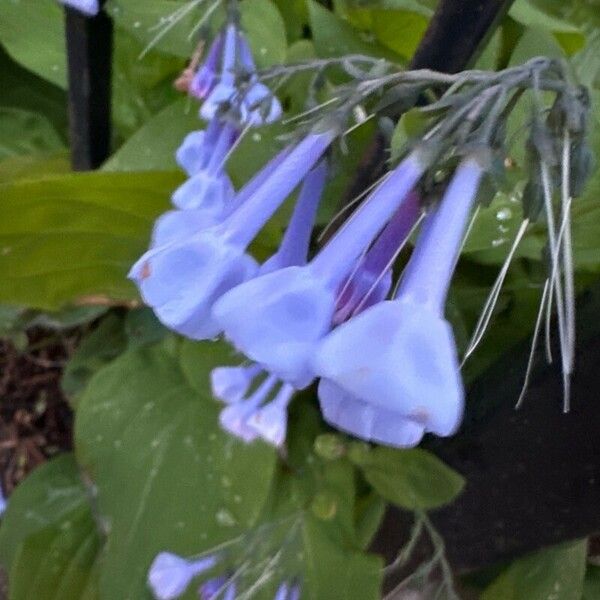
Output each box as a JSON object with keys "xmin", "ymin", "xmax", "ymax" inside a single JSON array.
[
  {"xmin": 212, "ymin": 162, "xmax": 328, "ymax": 446},
  {"xmin": 200, "ymin": 24, "xmax": 282, "ymax": 126},
  {"xmin": 171, "ymin": 120, "xmax": 237, "ymax": 214},
  {"xmin": 148, "ymin": 552, "xmax": 218, "ymax": 600},
  {"xmin": 189, "ymin": 32, "xmax": 225, "ymax": 100},
  {"xmin": 130, "ymin": 130, "xmax": 335, "ymax": 339},
  {"xmin": 59, "ymin": 0, "xmax": 99, "ymax": 15},
  {"xmin": 313, "ymin": 156, "xmax": 485, "ymax": 447},
  {"xmin": 199, "ymin": 576, "xmax": 235, "ymax": 600},
  {"xmin": 213, "ymin": 151, "xmax": 427, "ymax": 388}
]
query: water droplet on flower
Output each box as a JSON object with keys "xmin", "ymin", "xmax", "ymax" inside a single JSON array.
[
  {"xmin": 215, "ymin": 508, "xmax": 237, "ymax": 527},
  {"xmin": 496, "ymin": 208, "xmax": 512, "ymax": 221}
]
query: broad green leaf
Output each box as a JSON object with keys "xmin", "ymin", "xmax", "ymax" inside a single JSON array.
[
  {"xmin": 0, "ymin": 45, "xmax": 68, "ymax": 139},
  {"xmin": 0, "ymin": 0, "xmax": 66, "ymax": 88},
  {"xmin": 0, "ymin": 456, "xmax": 100, "ymax": 589},
  {"xmin": 0, "ymin": 171, "xmax": 180, "ymax": 310},
  {"xmin": 103, "ymin": 98, "xmax": 199, "ymax": 171},
  {"xmin": 107, "ymin": 0, "xmax": 197, "ymax": 58},
  {"xmin": 0, "ymin": 153, "xmax": 71, "ymax": 184},
  {"xmin": 482, "ymin": 540, "xmax": 588, "ymax": 600},
  {"xmin": 240, "ymin": 0, "xmax": 287, "ymax": 68},
  {"xmin": 308, "ymin": 0, "xmax": 401, "ymax": 62},
  {"xmin": 108, "ymin": 0, "xmax": 287, "ymax": 68},
  {"xmin": 350, "ymin": 446, "xmax": 465, "ymax": 510},
  {"xmin": 62, "ymin": 312, "xmax": 129, "ymax": 402},
  {"xmin": 0, "ymin": 107, "xmax": 65, "ymax": 159},
  {"xmin": 583, "ymin": 565, "xmax": 600, "ymax": 600},
  {"xmin": 337, "ymin": 3, "xmax": 429, "ymax": 59},
  {"xmin": 302, "ymin": 517, "xmax": 382, "ymax": 600},
  {"xmin": 510, "ymin": 1, "xmax": 580, "ymax": 32},
  {"xmin": 75, "ymin": 340, "xmax": 277, "ymax": 599}
]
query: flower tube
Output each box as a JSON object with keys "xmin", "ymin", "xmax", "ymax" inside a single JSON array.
[
  {"xmin": 148, "ymin": 552, "xmax": 218, "ymax": 600},
  {"xmin": 129, "ymin": 131, "xmax": 335, "ymax": 339},
  {"xmin": 214, "ymin": 151, "xmax": 427, "ymax": 388},
  {"xmin": 313, "ymin": 157, "xmax": 484, "ymax": 446}
]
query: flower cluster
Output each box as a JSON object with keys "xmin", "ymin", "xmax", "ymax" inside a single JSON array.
[
  {"xmin": 128, "ymin": 18, "xmax": 488, "ymax": 452},
  {"xmin": 131, "ymin": 18, "xmax": 592, "ymax": 453}
]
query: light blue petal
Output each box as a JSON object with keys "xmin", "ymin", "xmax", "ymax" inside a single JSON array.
[
  {"xmin": 60, "ymin": 0, "xmax": 99, "ymax": 15},
  {"xmin": 147, "ymin": 552, "xmax": 217, "ymax": 600},
  {"xmin": 171, "ymin": 171, "xmax": 234, "ymax": 214},
  {"xmin": 314, "ymin": 299, "xmax": 464, "ymax": 436},
  {"xmin": 130, "ymin": 232, "xmax": 258, "ymax": 340},
  {"xmin": 151, "ymin": 210, "xmax": 220, "ymax": 248},
  {"xmin": 318, "ymin": 379, "xmax": 425, "ymax": 448},
  {"xmin": 210, "ymin": 365, "xmax": 262, "ymax": 404},
  {"xmin": 214, "ymin": 266, "xmax": 336, "ymax": 388}
]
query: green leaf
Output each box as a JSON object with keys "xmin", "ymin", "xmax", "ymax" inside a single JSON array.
[
  {"xmin": 62, "ymin": 312, "xmax": 129, "ymax": 403},
  {"xmin": 482, "ymin": 540, "xmax": 588, "ymax": 600},
  {"xmin": 0, "ymin": 107, "xmax": 65, "ymax": 159},
  {"xmin": 0, "ymin": 0, "xmax": 66, "ymax": 88},
  {"xmin": 75, "ymin": 340, "xmax": 277, "ymax": 599},
  {"xmin": 0, "ymin": 170, "xmax": 180, "ymax": 309},
  {"xmin": 240, "ymin": 0, "xmax": 288, "ymax": 68},
  {"xmin": 308, "ymin": 0, "xmax": 401, "ymax": 62},
  {"xmin": 104, "ymin": 98, "xmax": 200, "ymax": 172},
  {"xmin": 351, "ymin": 446, "xmax": 465, "ymax": 510},
  {"xmin": 583, "ymin": 565, "xmax": 600, "ymax": 600},
  {"xmin": 302, "ymin": 517, "xmax": 382, "ymax": 600},
  {"xmin": 107, "ymin": 0, "xmax": 197, "ymax": 59},
  {"xmin": 0, "ymin": 455, "xmax": 101, "ymax": 600},
  {"xmin": 335, "ymin": 0, "xmax": 429, "ymax": 59}
]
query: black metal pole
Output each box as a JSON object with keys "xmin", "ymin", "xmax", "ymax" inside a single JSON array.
[{"xmin": 64, "ymin": 0, "xmax": 113, "ymax": 171}]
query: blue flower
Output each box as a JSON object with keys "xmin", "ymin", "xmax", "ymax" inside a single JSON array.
[
  {"xmin": 59, "ymin": 0, "xmax": 99, "ymax": 15},
  {"xmin": 190, "ymin": 33, "xmax": 225, "ymax": 100},
  {"xmin": 274, "ymin": 581, "xmax": 301, "ymax": 600},
  {"xmin": 212, "ymin": 162, "xmax": 327, "ymax": 445},
  {"xmin": 148, "ymin": 552, "xmax": 218, "ymax": 600},
  {"xmin": 130, "ymin": 131, "xmax": 335, "ymax": 340},
  {"xmin": 175, "ymin": 120, "xmax": 222, "ymax": 177},
  {"xmin": 200, "ymin": 24, "xmax": 282, "ymax": 126},
  {"xmin": 198, "ymin": 576, "xmax": 235, "ymax": 600},
  {"xmin": 171, "ymin": 121, "xmax": 237, "ymax": 214},
  {"xmin": 313, "ymin": 157, "xmax": 484, "ymax": 446},
  {"xmin": 213, "ymin": 152, "xmax": 427, "ymax": 388}
]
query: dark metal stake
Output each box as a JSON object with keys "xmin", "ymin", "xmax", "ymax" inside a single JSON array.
[{"xmin": 64, "ymin": 1, "xmax": 113, "ymax": 171}]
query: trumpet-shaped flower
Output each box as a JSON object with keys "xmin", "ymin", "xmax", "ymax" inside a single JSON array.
[
  {"xmin": 60, "ymin": 0, "xmax": 99, "ymax": 15},
  {"xmin": 171, "ymin": 121, "xmax": 237, "ymax": 214},
  {"xmin": 214, "ymin": 152, "xmax": 426, "ymax": 388},
  {"xmin": 189, "ymin": 33, "xmax": 224, "ymax": 100},
  {"xmin": 212, "ymin": 162, "xmax": 327, "ymax": 445},
  {"xmin": 200, "ymin": 24, "xmax": 281, "ymax": 126},
  {"xmin": 313, "ymin": 157, "xmax": 484, "ymax": 445},
  {"xmin": 148, "ymin": 552, "xmax": 218, "ymax": 600},
  {"xmin": 199, "ymin": 577, "xmax": 235, "ymax": 600},
  {"xmin": 130, "ymin": 131, "xmax": 335, "ymax": 339}
]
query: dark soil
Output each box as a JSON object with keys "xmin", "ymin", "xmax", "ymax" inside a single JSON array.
[{"xmin": 0, "ymin": 328, "xmax": 77, "ymax": 497}]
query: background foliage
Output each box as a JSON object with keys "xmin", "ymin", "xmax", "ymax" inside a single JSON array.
[{"xmin": 0, "ymin": 0, "xmax": 599, "ymax": 598}]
